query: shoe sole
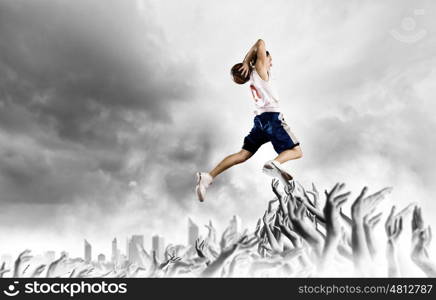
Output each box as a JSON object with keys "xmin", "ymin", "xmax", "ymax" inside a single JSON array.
[
  {"xmin": 262, "ymin": 162, "xmax": 293, "ymax": 181},
  {"xmin": 195, "ymin": 172, "xmax": 205, "ymax": 202}
]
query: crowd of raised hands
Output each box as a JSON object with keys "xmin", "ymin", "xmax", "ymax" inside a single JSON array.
[{"xmin": 2, "ymin": 179, "xmax": 435, "ymax": 278}]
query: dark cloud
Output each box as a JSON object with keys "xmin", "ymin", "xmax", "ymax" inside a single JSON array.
[
  {"xmin": 0, "ymin": 0, "xmax": 193, "ymax": 138},
  {"xmin": 0, "ymin": 0, "xmax": 200, "ymax": 207}
]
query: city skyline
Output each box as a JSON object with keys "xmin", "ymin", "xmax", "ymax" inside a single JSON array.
[
  {"xmin": 1, "ymin": 214, "xmax": 243, "ymax": 265},
  {"xmin": 84, "ymin": 239, "xmax": 92, "ymax": 264},
  {"xmin": 34, "ymin": 217, "xmax": 207, "ymax": 265}
]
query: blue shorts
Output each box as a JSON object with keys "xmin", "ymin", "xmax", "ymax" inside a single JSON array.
[{"xmin": 242, "ymin": 112, "xmax": 300, "ymax": 154}]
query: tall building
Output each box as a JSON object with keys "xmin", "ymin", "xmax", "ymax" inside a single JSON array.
[
  {"xmin": 188, "ymin": 218, "xmax": 199, "ymax": 246},
  {"xmin": 230, "ymin": 215, "xmax": 242, "ymax": 234},
  {"xmin": 84, "ymin": 239, "xmax": 92, "ymax": 263},
  {"xmin": 111, "ymin": 238, "xmax": 118, "ymax": 264},
  {"xmin": 152, "ymin": 235, "xmax": 165, "ymax": 261},
  {"xmin": 118, "ymin": 254, "xmax": 128, "ymax": 269},
  {"xmin": 126, "ymin": 237, "xmax": 129, "ymax": 260},
  {"xmin": 98, "ymin": 253, "xmax": 106, "ymax": 264},
  {"xmin": 128, "ymin": 235, "xmax": 144, "ymax": 266}
]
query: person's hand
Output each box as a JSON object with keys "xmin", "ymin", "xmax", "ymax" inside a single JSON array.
[
  {"xmin": 69, "ymin": 264, "xmax": 95, "ymax": 278},
  {"xmin": 46, "ymin": 253, "xmax": 67, "ymax": 278},
  {"xmin": 100, "ymin": 270, "xmax": 115, "ymax": 278},
  {"xmin": 220, "ymin": 226, "xmax": 237, "ymax": 252},
  {"xmin": 224, "ymin": 231, "xmax": 251, "ymax": 256},
  {"xmin": 337, "ymin": 230, "xmax": 353, "ymax": 261},
  {"xmin": 267, "ymin": 198, "xmax": 278, "ymax": 213},
  {"xmin": 276, "ymin": 211, "xmax": 302, "ymax": 247},
  {"xmin": 31, "ymin": 264, "xmax": 46, "ymax": 277},
  {"xmin": 195, "ymin": 238, "xmax": 208, "ymax": 258},
  {"xmin": 363, "ymin": 211, "xmax": 383, "ymax": 258},
  {"xmin": 205, "ymin": 220, "xmax": 217, "ymax": 244},
  {"xmin": 258, "ymin": 235, "xmax": 272, "ymax": 257},
  {"xmin": 271, "ymin": 179, "xmax": 282, "ymax": 200},
  {"xmin": 284, "ymin": 180, "xmax": 296, "ymax": 195},
  {"xmin": 288, "ymin": 199, "xmax": 324, "ymax": 256},
  {"xmin": 237, "ymin": 234, "xmax": 259, "ymax": 250},
  {"xmin": 202, "ymin": 232, "xmax": 253, "ymax": 277},
  {"xmin": 411, "ymin": 226, "xmax": 432, "ymax": 262},
  {"xmin": 321, "ymin": 183, "xmax": 350, "ymax": 268},
  {"xmin": 272, "ymin": 179, "xmax": 288, "ymax": 215},
  {"xmin": 159, "ymin": 253, "xmax": 182, "ymax": 271},
  {"xmin": 383, "ymin": 206, "xmax": 403, "ymax": 277},
  {"xmin": 351, "ymin": 186, "xmax": 392, "ymax": 273},
  {"xmin": 262, "ymin": 210, "xmax": 282, "ymax": 253},
  {"xmin": 412, "ymin": 206, "xmax": 424, "ymax": 232},
  {"xmin": 351, "ymin": 187, "xmax": 392, "ymax": 223},
  {"xmin": 276, "ymin": 209, "xmax": 290, "ymax": 230},
  {"xmin": 411, "ymin": 206, "xmax": 431, "ymax": 263},
  {"xmin": 307, "ymin": 183, "xmax": 321, "ymax": 210},
  {"xmin": 76, "ymin": 266, "xmax": 95, "ymax": 278},
  {"xmin": 254, "ymin": 218, "xmax": 263, "ymax": 238},
  {"xmin": 410, "ymin": 206, "xmax": 436, "ymax": 277},
  {"xmin": 263, "ymin": 210, "xmax": 276, "ymax": 226},
  {"xmin": 363, "ymin": 213, "xmax": 383, "ymax": 233},
  {"xmin": 14, "ymin": 249, "xmax": 32, "ymax": 277},
  {"xmin": 127, "ymin": 265, "xmax": 146, "ymax": 278},
  {"xmin": 395, "ymin": 202, "xmax": 418, "ymax": 219},
  {"xmin": 203, "ymin": 222, "xmax": 220, "ymax": 258},
  {"xmin": 238, "ymin": 62, "xmax": 250, "ymax": 78},
  {"xmin": 0, "ymin": 262, "xmax": 10, "ymax": 278},
  {"xmin": 324, "ymin": 183, "xmax": 350, "ymax": 238},
  {"xmin": 294, "ymin": 182, "xmax": 326, "ymax": 223},
  {"xmin": 385, "ymin": 206, "xmax": 403, "ymax": 244}
]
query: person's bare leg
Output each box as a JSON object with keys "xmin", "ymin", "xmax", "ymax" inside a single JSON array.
[
  {"xmin": 263, "ymin": 146, "xmax": 303, "ymax": 183},
  {"xmin": 209, "ymin": 149, "xmax": 253, "ymax": 178},
  {"xmin": 196, "ymin": 149, "xmax": 253, "ymax": 202},
  {"xmin": 274, "ymin": 146, "xmax": 303, "ymax": 164}
]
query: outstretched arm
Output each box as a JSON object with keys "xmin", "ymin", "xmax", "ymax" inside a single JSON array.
[
  {"xmin": 263, "ymin": 210, "xmax": 282, "ymax": 253},
  {"xmin": 385, "ymin": 206, "xmax": 403, "ymax": 277},
  {"xmin": 411, "ymin": 206, "xmax": 436, "ymax": 277},
  {"xmin": 239, "ymin": 39, "xmax": 268, "ymax": 78},
  {"xmin": 322, "ymin": 183, "xmax": 350, "ymax": 267},
  {"xmin": 351, "ymin": 186, "xmax": 392, "ymax": 273}
]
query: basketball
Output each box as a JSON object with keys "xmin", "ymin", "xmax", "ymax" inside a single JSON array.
[{"xmin": 231, "ymin": 63, "xmax": 250, "ymax": 84}]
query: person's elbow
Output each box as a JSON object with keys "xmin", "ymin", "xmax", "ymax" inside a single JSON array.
[{"xmin": 256, "ymin": 39, "xmax": 265, "ymax": 46}]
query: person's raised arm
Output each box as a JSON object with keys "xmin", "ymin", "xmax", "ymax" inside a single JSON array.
[
  {"xmin": 322, "ymin": 183, "xmax": 350, "ymax": 266},
  {"xmin": 262, "ymin": 210, "xmax": 282, "ymax": 253},
  {"xmin": 411, "ymin": 206, "xmax": 436, "ymax": 277},
  {"xmin": 351, "ymin": 186, "xmax": 392, "ymax": 274},
  {"xmin": 385, "ymin": 206, "xmax": 403, "ymax": 277},
  {"xmin": 239, "ymin": 39, "xmax": 268, "ymax": 79}
]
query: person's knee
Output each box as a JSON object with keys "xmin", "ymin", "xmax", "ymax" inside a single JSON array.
[
  {"xmin": 235, "ymin": 150, "xmax": 251, "ymax": 163},
  {"xmin": 293, "ymin": 146, "xmax": 303, "ymax": 159},
  {"xmin": 296, "ymin": 147, "xmax": 303, "ymax": 158}
]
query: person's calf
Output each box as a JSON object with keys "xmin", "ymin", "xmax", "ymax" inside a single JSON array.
[{"xmin": 275, "ymin": 147, "xmax": 303, "ymax": 164}]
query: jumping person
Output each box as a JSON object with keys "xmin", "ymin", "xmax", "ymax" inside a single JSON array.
[{"xmin": 196, "ymin": 39, "xmax": 303, "ymax": 202}]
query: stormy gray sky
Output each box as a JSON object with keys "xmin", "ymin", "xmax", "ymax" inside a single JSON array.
[{"xmin": 1, "ymin": 0, "xmax": 436, "ymax": 257}]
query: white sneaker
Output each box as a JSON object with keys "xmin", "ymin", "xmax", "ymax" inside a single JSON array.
[
  {"xmin": 262, "ymin": 160, "xmax": 293, "ymax": 186},
  {"xmin": 195, "ymin": 172, "xmax": 213, "ymax": 202}
]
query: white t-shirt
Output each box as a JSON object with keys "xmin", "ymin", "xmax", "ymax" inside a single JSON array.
[{"xmin": 248, "ymin": 69, "xmax": 280, "ymax": 115}]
